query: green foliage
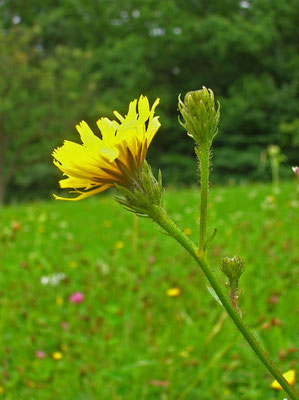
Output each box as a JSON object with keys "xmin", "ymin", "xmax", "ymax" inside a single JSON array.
[
  {"xmin": 0, "ymin": 182, "xmax": 297, "ymax": 398},
  {"xmin": 0, "ymin": 25, "xmax": 99, "ymax": 203},
  {"xmin": 1, "ymin": 0, "xmax": 299, "ymax": 202}
]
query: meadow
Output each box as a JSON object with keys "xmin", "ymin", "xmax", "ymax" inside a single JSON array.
[{"xmin": 0, "ymin": 181, "xmax": 298, "ymax": 399}]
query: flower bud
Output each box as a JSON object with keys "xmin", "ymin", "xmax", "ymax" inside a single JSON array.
[
  {"xmin": 268, "ymin": 144, "xmax": 280, "ymax": 157},
  {"xmin": 220, "ymin": 256, "xmax": 245, "ymax": 290},
  {"xmin": 178, "ymin": 87, "xmax": 220, "ymax": 148}
]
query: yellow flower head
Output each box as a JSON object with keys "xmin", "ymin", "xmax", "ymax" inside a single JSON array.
[
  {"xmin": 166, "ymin": 287, "xmax": 181, "ymax": 297},
  {"xmin": 52, "ymin": 351, "xmax": 63, "ymax": 360},
  {"xmin": 115, "ymin": 240, "xmax": 124, "ymax": 249},
  {"xmin": 56, "ymin": 295, "xmax": 64, "ymax": 305},
  {"xmin": 52, "ymin": 96, "xmax": 160, "ymax": 201}
]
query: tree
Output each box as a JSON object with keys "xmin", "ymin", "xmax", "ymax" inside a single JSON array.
[
  {"xmin": 0, "ymin": 26, "xmax": 99, "ymax": 203},
  {"xmin": 1, "ymin": 0, "xmax": 299, "ymax": 201}
]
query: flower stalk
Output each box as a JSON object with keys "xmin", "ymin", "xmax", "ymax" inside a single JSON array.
[
  {"xmin": 179, "ymin": 87, "xmax": 219, "ymax": 254},
  {"xmin": 196, "ymin": 145, "xmax": 210, "ymax": 253},
  {"xmin": 177, "ymin": 87, "xmax": 297, "ymax": 399},
  {"xmin": 146, "ymin": 203, "xmax": 297, "ymax": 400}
]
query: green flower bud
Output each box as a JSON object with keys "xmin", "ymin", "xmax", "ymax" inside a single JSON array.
[
  {"xmin": 268, "ymin": 144, "xmax": 280, "ymax": 157},
  {"xmin": 178, "ymin": 87, "xmax": 220, "ymax": 148},
  {"xmin": 220, "ymin": 256, "xmax": 245, "ymax": 291}
]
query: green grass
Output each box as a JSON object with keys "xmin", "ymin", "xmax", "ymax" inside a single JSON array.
[{"xmin": 0, "ymin": 182, "xmax": 298, "ymax": 399}]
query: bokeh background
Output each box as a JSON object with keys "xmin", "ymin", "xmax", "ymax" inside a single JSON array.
[
  {"xmin": 1, "ymin": 0, "xmax": 298, "ymax": 204},
  {"xmin": 0, "ymin": 1, "xmax": 298, "ymax": 399}
]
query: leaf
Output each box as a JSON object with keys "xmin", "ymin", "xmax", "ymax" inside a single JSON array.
[
  {"xmin": 204, "ymin": 228, "xmax": 218, "ymax": 251},
  {"xmin": 206, "ymin": 286, "xmax": 223, "ymax": 307}
]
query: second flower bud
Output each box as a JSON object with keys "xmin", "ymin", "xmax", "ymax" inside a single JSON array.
[{"xmin": 178, "ymin": 86, "xmax": 220, "ymax": 148}]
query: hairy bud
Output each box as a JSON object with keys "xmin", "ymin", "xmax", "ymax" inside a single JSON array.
[
  {"xmin": 178, "ymin": 87, "xmax": 220, "ymax": 148},
  {"xmin": 220, "ymin": 256, "xmax": 245, "ymax": 291}
]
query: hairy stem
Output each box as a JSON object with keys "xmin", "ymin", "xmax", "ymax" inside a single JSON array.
[
  {"xmin": 229, "ymin": 288, "xmax": 242, "ymax": 315},
  {"xmin": 198, "ymin": 146, "xmax": 210, "ymax": 252},
  {"xmin": 148, "ymin": 205, "xmax": 297, "ymax": 399}
]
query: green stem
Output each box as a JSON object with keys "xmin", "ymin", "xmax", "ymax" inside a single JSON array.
[
  {"xmin": 132, "ymin": 214, "xmax": 138, "ymax": 253},
  {"xmin": 198, "ymin": 146, "xmax": 209, "ymax": 252},
  {"xmin": 148, "ymin": 205, "xmax": 297, "ymax": 399},
  {"xmin": 270, "ymin": 159, "xmax": 279, "ymax": 187}
]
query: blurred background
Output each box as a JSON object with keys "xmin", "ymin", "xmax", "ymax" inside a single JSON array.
[{"xmin": 1, "ymin": 0, "xmax": 298, "ymax": 204}]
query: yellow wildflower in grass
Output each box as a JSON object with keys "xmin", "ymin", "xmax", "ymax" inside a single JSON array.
[
  {"xmin": 166, "ymin": 287, "xmax": 181, "ymax": 297},
  {"xmin": 56, "ymin": 296, "xmax": 64, "ymax": 305},
  {"xmin": 179, "ymin": 345, "xmax": 193, "ymax": 358},
  {"xmin": 115, "ymin": 241, "xmax": 124, "ymax": 249},
  {"xmin": 52, "ymin": 96, "xmax": 160, "ymax": 201},
  {"xmin": 69, "ymin": 260, "xmax": 78, "ymax": 268},
  {"xmin": 271, "ymin": 369, "xmax": 295, "ymax": 390},
  {"xmin": 52, "ymin": 352, "xmax": 63, "ymax": 360},
  {"xmin": 179, "ymin": 350, "xmax": 190, "ymax": 358}
]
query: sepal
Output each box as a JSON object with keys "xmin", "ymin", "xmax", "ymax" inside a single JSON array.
[{"xmin": 114, "ymin": 161, "xmax": 164, "ymax": 217}]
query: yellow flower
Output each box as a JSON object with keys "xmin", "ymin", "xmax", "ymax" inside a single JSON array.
[
  {"xmin": 166, "ymin": 287, "xmax": 181, "ymax": 297},
  {"xmin": 52, "ymin": 351, "xmax": 63, "ymax": 360},
  {"xmin": 271, "ymin": 369, "xmax": 295, "ymax": 390},
  {"xmin": 56, "ymin": 296, "xmax": 64, "ymax": 305},
  {"xmin": 69, "ymin": 260, "xmax": 78, "ymax": 268},
  {"xmin": 52, "ymin": 96, "xmax": 160, "ymax": 201},
  {"xmin": 115, "ymin": 241, "xmax": 124, "ymax": 249},
  {"xmin": 179, "ymin": 350, "xmax": 190, "ymax": 358}
]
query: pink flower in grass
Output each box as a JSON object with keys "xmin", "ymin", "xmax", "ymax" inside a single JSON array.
[
  {"xmin": 36, "ymin": 350, "xmax": 46, "ymax": 359},
  {"xmin": 61, "ymin": 321, "xmax": 69, "ymax": 330},
  {"xmin": 69, "ymin": 292, "xmax": 84, "ymax": 303}
]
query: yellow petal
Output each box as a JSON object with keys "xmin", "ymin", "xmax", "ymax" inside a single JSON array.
[
  {"xmin": 113, "ymin": 110, "xmax": 125, "ymax": 122},
  {"xmin": 125, "ymin": 99, "xmax": 138, "ymax": 122},
  {"xmin": 76, "ymin": 121, "xmax": 102, "ymax": 150},
  {"xmin": 53, "ymin": 185, "xmax": 110, "ymax": 201},
  {"xmin": 97, "ymin": 117, "xmax": 119, "ymax": 146},
  {"xmin": 59, "ymin": 177, "xmax": 97, "ymax": 189},
  {"xmin": 138, "ymin": 95, "xmax": 150, "ymax": 123},
  {"xmin": 97, "ymin": 117, "xmax": 118, "ymax": 133},
  {"xmin": 53, "ymin": 159, "xmax": 102, "ymax": 181},
  {"xmin": 146, "ymin": 97, "xmax": 160, "ymax": 144},
  {"xmin": 99, "ymin": 147, "xmax": 119, "ymax": 162},
  {"xmin": 53, "ymin": 140, "xmax": 98, "ymax": 166},
  {"xmin": 150, "ymin": 98, "xmax": 160, "ymax": 118},
  {"xmin": 147, "ymin": 117, "xmax": 161, "ymax": 145},
  {"xmin": 271, "ymin": 369, "xmax": 296, "ymax": 389}
]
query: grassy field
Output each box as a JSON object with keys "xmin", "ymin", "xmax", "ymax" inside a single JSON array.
[{"xmin": 0, "ymin": 181, "xmax": 298, "ymax": 399}]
